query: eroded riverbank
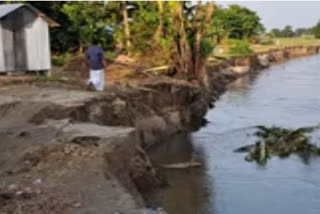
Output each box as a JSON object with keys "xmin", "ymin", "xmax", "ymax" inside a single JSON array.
[
  {"xmin": 0, "ymin": 45, "xmax": 319, "ymax": 213},
  {"xmin": 147, "ymin": 52, "xmax": 320, "ymax": 214}
]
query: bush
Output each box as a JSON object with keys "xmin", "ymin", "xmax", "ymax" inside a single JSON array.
[
  {"xmin": 229, "ymin": 39, "xmax": 254, "ymax": 56},
  {"xmin": 200, "ymin": 39, "xmax": 215, "ymax": 58},
  {"xmin": 52, "ymin": 53, "xmax": 74, "ymax": 67},
  {"xmin": 258, "ymin": 36, "xmax": 274, "ymax": 45}
]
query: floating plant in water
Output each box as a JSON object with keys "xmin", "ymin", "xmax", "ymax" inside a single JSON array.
[{"xmin": 234, "ymin": 125, "xmax": 320, "ymax": 165}]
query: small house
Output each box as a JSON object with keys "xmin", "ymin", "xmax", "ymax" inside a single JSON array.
[{"xmin": 0, "ymin": 4, "xmax": 58, "ymax": 73}]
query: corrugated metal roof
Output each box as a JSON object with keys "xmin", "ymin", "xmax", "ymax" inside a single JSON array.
[
  {"xmin": 0, "ymin": 3, "xmax": 22, "ymax": 18},
  {"xmin": 0, "ymin": 3, "xmax": 59, "ymax": 27}
]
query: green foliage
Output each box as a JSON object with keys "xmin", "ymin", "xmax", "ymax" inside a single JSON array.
[
  {"xmin": 52, "ymin": 53, "xmax": 74, "ymax": 67},
  {"xmin": 311, "ymin": 20, "xmax": 320, "ymax": 38},
  {"xmin": 212, "ymin": 5, "xmax": 264, "ymax": 40},
  {"xmin": 270, "ymin": 26, "xmax": 305, "ymax": 38},
  {"xmin": 1, "ymin": 2, "xmax": 267, "ymax": 70},
  {"xmin": 259, "ymin": 39, "xmax": 274, "ymax": 46},
  {"xmin": 270, "ymin": 28, "xmax": 282, "ymax": 37},
  {"xmin": 235, "ymin": 125, "xmax": 320, "ymax": 164},
  {"xmin": 62, "ymin": 2, "xmax": 115, "ymax": 51},
  {"xmin": 26, "ymin": 1, "xmax": 78, "ymax": 53},
  {"xmin": 229, "ymin": 39, "xmax": 253, "ymax": 56},
  {"xmin": 24, "ymin": 1, "xmax": 117, "ymax": 53},
  {"xmin": 281, "ymin": 25, "xmax": 295, "ymax": 38},
  {"xmin": 210, "ymin": 6, "xmax": 227, "ymax": 43},
  {"xmin": 36, "ymin": 74, "xmax": 62, "ymax": 82},
  {"xmin": 129, "ymin": 2, "xmax": 159, "ymax": 52},
  {"xmin": 295, "ymin": 28, "xmax": 312, "ymax": 37},
  {"xmin": 200, "ymin": 39, "xmax": 215, "ymax": 58},
  {"xmin": 258, "ymin": 35, "xmax": 274, "ymax": 45}
]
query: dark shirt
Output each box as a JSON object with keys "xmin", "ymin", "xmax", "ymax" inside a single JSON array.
[{"xmin": 85, "ymin": 46, "xmax": 104, "ymax": 70}]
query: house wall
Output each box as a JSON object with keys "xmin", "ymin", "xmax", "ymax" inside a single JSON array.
[
  {"xmin": 0, "ymin": 23, "xmax": 5, "ymax": 72},
  {"xmin": 13, "ymin": 8, "xmax": 27, "ymax": 72},
  {"xmin": 0, "ymin": 16, "xmax": 15, "ymax": 72},
  {"xmin": 24, "ymin": 11, "xmax": 51, "ymax": 71},
  {"xmin": 0, "ymin": 6, "xmax": 51, "ymax": 72}
]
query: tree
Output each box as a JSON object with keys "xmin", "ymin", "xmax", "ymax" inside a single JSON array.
[
  {"xmin": 281, "ymin": 25, "xmax": 294, "ymax": 37},
  {"xmin": 122, "ymin": 1, "xmax": 131, "ymax": 52},
  {"xmin": 214, "ymin": 5, "xmax": 264, "ymax": 40},
  {"xmin": 271, "ymin": 26, "xmax": 310, "ymax": 38},
  {"xmin": 129, "ymin": 2, "xmax": 159, "ymax": 52},
  {"xmin": 62, "ymin": 2, "xmax": 114, "ymax": 53},
  {"xmin": 153, "ymin": 1, "xmax": 164, "ymax": 40},
  {"xmin": 270, "ymin": 28, "xmax": 281, "ymax": 37},
  {"xmin": 311, "ymin": 20, "xmax": 320, "ymax": 38},
  {"xmin": 169, "ymin": 1, "xmax": 215, "ymax": 83},
  {"xmin": 294, "ymin": 28, "xmax": 310, "ymax": 37},
  {"xmin": 4, "ymin": 0, "xmax": 266, "ymax": 80},
  {"xmin": 210, "ymin": 6, "xmax": 228, "ymax": 44}
]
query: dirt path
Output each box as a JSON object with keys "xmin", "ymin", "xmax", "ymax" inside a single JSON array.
[{"xmin": 0, "ymin": 85, "xmax": 163, "ymax": 214}]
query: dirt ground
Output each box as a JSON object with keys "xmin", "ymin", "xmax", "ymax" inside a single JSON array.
[
  {"xmin": 0, "ymin": 56, "xmax": 195, "ymax": 213},
  {"xmin": 0, "ymin": 84, "xmax": 165, "ymax": 214},
  {"xmin": 0, "ymin": 55, "xmax": 150, "ymax": 90},
  {"xmin": 1, "ymin": 45, "xmax": 318, "ymax": 214}
]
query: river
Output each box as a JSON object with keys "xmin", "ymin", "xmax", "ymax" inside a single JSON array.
[{"xmin": 147, "ymin": 54, "xmax": 320, "ymax": 214}]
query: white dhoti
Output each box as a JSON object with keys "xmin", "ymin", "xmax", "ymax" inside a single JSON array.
[{"xmin": 89, "ymin": 69, "xmax": 104, "ymax": 91}]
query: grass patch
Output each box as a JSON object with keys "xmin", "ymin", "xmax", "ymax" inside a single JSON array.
[
  {"xmin": 251, "ymin": 37, "xmax": 320, "ymax": 53},
  {"xmin": 52, "ymin": 53, "xmax": 75, "ymax": 67},
  {"xmin": 228, "ymin": 39, "xmax": 254, "ymax": 56},
  {"xmin": 35, "ymin": 73, "xmax": 65, "ymax": 83}
]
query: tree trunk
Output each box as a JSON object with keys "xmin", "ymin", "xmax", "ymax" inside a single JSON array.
[
  {"xmin": 193, "ymin": 1, "xmax": 203, "ymax": 76},
  {"xmin": 154, "ymin": 1, "xmax": 164, "ymax": 40},
  {"xmin": 122, "ymin": 1, "xmax": 131, "ymax": 53},
  {"xmin": 171, "ymin": 2, "xmax": 191, "ymax": 74},
  {"xmin": 170, "ymin": 1, "xmax": 215, "ymax": 82},
  {"xmin": 194, "ymin": 2, "xmax": 214, "ymax": 85}
]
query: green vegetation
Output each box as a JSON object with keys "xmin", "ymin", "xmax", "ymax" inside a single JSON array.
[
  {"xmin": 52, "ymin": 53, "xmax": 75, "ymax": 67},
  {"xmin": 249, "ymin": 37, "xmax": 320, "ymax": 53},
  {"xmin": 235, "ymin": 126, "xmax": 320, "ymax": 165},
  {"xmin": 211, "ymin": 5, "xmax": 264, "ymax": 41},
  {"xmin": 13, "ymin": 2, "xmax": 263, "ymax": 71},
  {"xmin": 270, "ymin": 25, "xmax": 295, "ymax": 38},
  {"xmin": 311, "ymin": 20, "xmax": 320, "ymax": 38},
  {"xmin": 270, "ymin": 20, "xmax": 320, "ymax": 39},
  {"xmin": 274, "ymin": 37, "xmax": 320, "ymax": 46},
  {"xmin": 3, "ymin": 1, "xmax": 320, "ymax": 78},
  {"xmin": 229, "ymin": 40, "xmax": 253, "ymax": 56}
]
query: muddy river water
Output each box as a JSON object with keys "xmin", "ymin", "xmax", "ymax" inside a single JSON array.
[{"xmin": 148, "ymin": 54, "xmax": 320, "ymax": 214}]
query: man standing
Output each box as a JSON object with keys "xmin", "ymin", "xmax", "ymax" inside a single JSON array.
[{"xmin": 85, "ymin": 41, "xmax": 106, "ymax": 91}]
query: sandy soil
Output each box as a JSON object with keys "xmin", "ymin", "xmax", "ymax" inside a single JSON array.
[{"xmin": 0, "ymin": 85, "xmax": 159, "ymax": 214}]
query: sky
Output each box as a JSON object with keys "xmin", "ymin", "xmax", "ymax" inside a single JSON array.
[{"xmin": 216, "ymin": 1, "xmax": 320, "ymax": 31}]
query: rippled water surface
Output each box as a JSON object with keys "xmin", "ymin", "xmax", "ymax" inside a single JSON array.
[{"xmin": 148, "ymin": 54, "xmax": 320, "ymax": 214}]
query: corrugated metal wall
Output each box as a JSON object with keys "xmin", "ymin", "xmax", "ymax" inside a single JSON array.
[
  {"xmin": 0, "ymin": 23, "xmax": 4, "ymax": 71},
  {"xmin": 25, "ymin": 16, "xmax": 51, "ymax": 70},
  {"xmin": 0, "ymin": 6, "xmax": 51, "ymax": 73},
  {"xmin": 1, "ymin": 15, "xmax": 15, "ymax": 72},
  {"xmin": 13, "ymin": 8, "xmax": 27, "ymax": 72}
]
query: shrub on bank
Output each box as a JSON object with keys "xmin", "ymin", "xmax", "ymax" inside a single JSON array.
[
  {"xmin": 229, "ymin": 39, "xmax": 254, "ymax": 56},
  {"xmin": 52, "ymin": 53, "xmax": 74, "ymax": 67}
]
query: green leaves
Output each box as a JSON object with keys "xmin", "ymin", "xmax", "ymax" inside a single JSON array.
[
  {"xmin": 212, "ymin": 4, "xmax": 264, "ymax": 40},
  {"xmin": 62, "ymin": 2, "xmax": 114, "ymax": 51},
  {"xmin": 22, "ymin": 1, "xmax": 267, "ymax": 69},
  {"xmin": 311, "ymin": 20, "xmax": 320, "ymax": 38},
  {"xmin": 229, "ymin": 39, "xmax": 253, "ymax": 56}
]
